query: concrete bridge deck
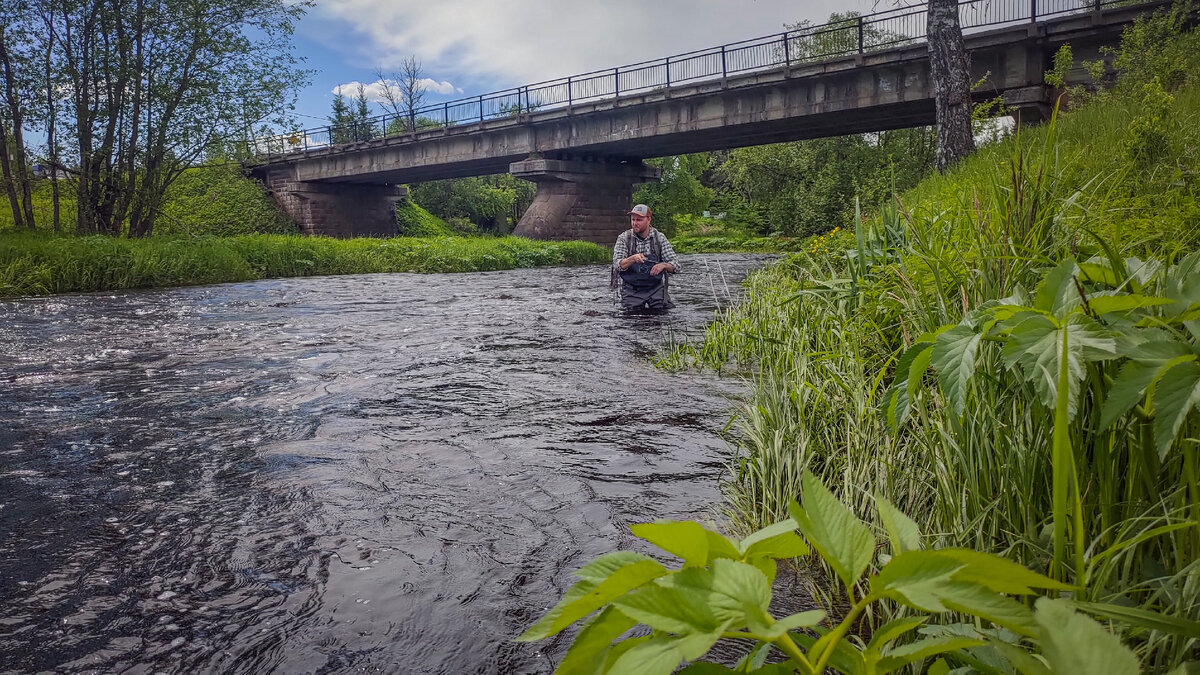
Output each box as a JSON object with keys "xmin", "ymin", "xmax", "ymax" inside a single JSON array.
[{"xmin": 249, "ymin": 0, "xmax": 1169, "ymax": 242}]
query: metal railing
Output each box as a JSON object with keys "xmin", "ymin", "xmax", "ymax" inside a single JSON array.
[{"xmin": 252, "ymin": 0, "xmax": 1127, "ymax": 159}]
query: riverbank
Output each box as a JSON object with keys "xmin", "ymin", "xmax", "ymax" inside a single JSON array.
[
  {"xmin": 661, "ymin": 7, "xmax": 1200, "ymax": 671},
  {"xmin": 0, "ymin": 231, "xmax": 608, "ymax": 298}
]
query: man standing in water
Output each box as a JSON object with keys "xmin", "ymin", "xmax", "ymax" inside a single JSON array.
[{"xmin": 612, "ymin": 204, "xmax": 680, "ymax": 310}]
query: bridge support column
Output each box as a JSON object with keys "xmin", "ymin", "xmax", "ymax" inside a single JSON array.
[
  {"xmin": 510, "ymin": 158, "xmax": 661, "ymax": 244},
  {"xmin": 263, "ymin": 172, "xmax": 408, "ymax": 237}
]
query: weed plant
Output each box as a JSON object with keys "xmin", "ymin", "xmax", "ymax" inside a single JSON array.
[{"xmin": 662, "ymin": 7, "xmax": 1200, "ymax": 671}]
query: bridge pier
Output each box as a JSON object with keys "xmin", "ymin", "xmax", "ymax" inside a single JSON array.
[
  {"xmin": 262, "ymin": 171, "xmax": 408, "ymax": 237},
  {"xmin": 510, "ymin": 158, "xmax": 661, "ymax": 244}
]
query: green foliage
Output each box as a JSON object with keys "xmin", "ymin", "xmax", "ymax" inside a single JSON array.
[
  {"xmin": 394, "ymin": 198, "xmax": 454, "ymax": 236},
  {"xmin": 716, "ymin": 128, "xmax": 935, "ymax": 237},
  {"xmin": 158, "ymin": 164, "xmax": 296, "ymax": 236},
  {"xmin": 1045, "ymin": 45, "xmax": 1074, "ymax": 89},
  {"xmin": 0, "ymin": 230, "xmax": 608, "ymax": 297},
  {"xmin": 520, "ymin": 472, "xmax": 1156, "ymax": 675},
  {"xmin": 633, "ymin": 154, "xmax": 714, "ymax": 236},
  {"xmin": 1123, "ymin": 80, "xmax": 1176, "ymax": 167},
  {"xmin": 660, "ymin": 16, "xmax": 1200, "ymax": 672},
  {"xmin": 409, "ymin": 174, "xmax": 533, "ymax": 232}
]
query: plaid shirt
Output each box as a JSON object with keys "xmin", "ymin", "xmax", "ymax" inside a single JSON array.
[{"xmin": 611, "ymin": 228, "xmax": 680, "ymax": 278}]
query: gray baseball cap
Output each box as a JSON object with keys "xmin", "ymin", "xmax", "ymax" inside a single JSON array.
[{"xmin": 628, "ymin": 204, "xmax": 651, "ymax": 216}]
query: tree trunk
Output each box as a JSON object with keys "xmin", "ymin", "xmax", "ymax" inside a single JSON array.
[
  {"xmin": 0, "ymin": 25, "xmax": 34, "ymax": 228},
  {"xmin": 927, "ymin": 0, "xmax": 974, "ymax": 172},
  {"xmin": 0, "ymin": 126, "xmax": 23, "ymax": 227}
]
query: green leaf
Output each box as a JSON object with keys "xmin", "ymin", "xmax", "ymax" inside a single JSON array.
[
  {"xmin": 936, "ymin": 548, "xmax": 1072, "ymax": 594},
  {"xmin": 872, "ymin": 551, "xmax": 964, "ymax": 610},
  {"xmin": 1065, "ymin": 599, "xmax": 1200, "ymax": 639},
  {"xmin": 1163, "ymin": 251, "xmax": 1200, "ymax": 317},
  {"xmin": 738, "ymin": 519, "xmax": 810, "ymax": 559},
  {"xmin": 1034, "ymin": 598, "xmax": 1139, "ymax": 675},
  {"xmin": 1034, "ymin": 259, "xmax": 1081, "ymax": 317},
  {"xmin": 705, "ymin": 529, "xmax": 743, "ymax": 564},
  {"xmin": 608, "ymin": 636, "xmax": 688, "ymax": 675},
  {"xmin": 1086, "ymin": 294, "xmax": 1172, "ymax": 314},
  {"xmin": 1153, "ymin": 360, "xmax": 1200, "ymax": 458},
  {"xmin": 865, "ymin": 616, "xmax": 927, "ymax": 652},
  {"xmin": 611, "ymin": 585, "xmax": 722, "ymax": 634},
  {"xmin": 575, "ymin": 551, "xmax": 658, "ymax": 582},
  {"xmin": 932, "ymin": 323, "xmax": 983, "ymax": 416},
  {"xmin": 1097, "ymin": 344, "xmax": 1194, "ymax": 430},
  {"xmin": 886, "ymin": 341, "xmax": 935, "ymax": 427},
  {"xmin": 518, "ymin": 558, "xmax": 667, "ymax": 641},
  {"xmin": 556, "ymin": 607, "xmax": 638, "ymax": 675},
  {"xmin": 1000, "ymin": 313, "xmax": 1117, "ymax": 417},
  {"xmin": 709, "ymin": 558, "xmax": 772, "ymax": 614},
  {"xmin": 632, "ymin": 520, "xmax": 710, "ymax": 568},
  {"xmin": 876, "ymin": 494, "xmax": 922, "ymax": 554},
  {"xmin": 790, "ymin": 473, "xmax": 876, "ymax": 591},
  {"xmin": 678, "ymin": 664, "xmax": 737, "ymax": 675},
  {"xmin": 658, "ymin": 567, "xmax": 745, "ymax": 624},
  {"xmin": 760, "ymin": 609, "xmax": 825, "ymax": 638},
  {"xmin": 876, "ymin": 636, "xmax": 987, "ymax": 671},
  {"xmin": 1166, "ymin": 663, "xmax": 1200, "ymax": 675},
  {"xmin": 988, "ymin": 639, "xmax": 1053, "ymax": 675},
  {"xmin": 939, "ymin": 584, "xmax": 1038, "ymax": 637}
]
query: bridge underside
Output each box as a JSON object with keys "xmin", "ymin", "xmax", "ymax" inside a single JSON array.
[{"xmin": 250, "ymin": 4, "xmax": 1149, "ymax": 241}]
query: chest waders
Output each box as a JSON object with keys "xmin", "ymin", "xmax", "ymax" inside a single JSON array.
[{"xmin": 615, "ymin": 230, "xmax": 673, "ymax": 310}]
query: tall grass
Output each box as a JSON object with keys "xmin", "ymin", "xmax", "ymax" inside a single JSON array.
[
  {"xmin": 0, "ymin": 231, "xmax": 608, "ymax": 297},
  {"xmin": 664, "ymin": 8, "xmax": 1200, "ymax": 671}
]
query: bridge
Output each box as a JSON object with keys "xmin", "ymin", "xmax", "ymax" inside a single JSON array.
[{"xmin": 249, "ymin": 0, "xmax": 1168, "ymax": 243}]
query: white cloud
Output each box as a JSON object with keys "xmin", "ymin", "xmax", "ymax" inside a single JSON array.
[
  {"xmin": 331, "ymin": 77, "xmax": 460, "ymax": 101},
  {"xmin": 310, "ymin": 0, "xmax": 885, "ymax": 89}
]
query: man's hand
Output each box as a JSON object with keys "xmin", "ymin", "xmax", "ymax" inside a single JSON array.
[
  {"xmin": 650, "ymin": 262, "xmax": 673, "ymax": 276},
  {"xmin": 621, "ymin": 253, "xmax": 646, "ymax": 269}
]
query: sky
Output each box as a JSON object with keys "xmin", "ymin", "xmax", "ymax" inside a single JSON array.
[{"xmin": 285, "ymin": 0, "xmax": 895, "ymax": 132}]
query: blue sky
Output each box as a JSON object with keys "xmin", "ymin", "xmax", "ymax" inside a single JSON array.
[{"xmin": 284, "ymin": 0, "xmax": 889, "ymax": 133}]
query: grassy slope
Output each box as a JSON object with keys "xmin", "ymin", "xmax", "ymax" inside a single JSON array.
[{"xmin": 663, "ymin": 18, "xmax": 1200, "ymax": 670}]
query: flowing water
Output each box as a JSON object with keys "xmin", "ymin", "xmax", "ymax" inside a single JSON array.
[{"xmin": 0, "ymin": 254, "xmax": 772, "ymax": 674}]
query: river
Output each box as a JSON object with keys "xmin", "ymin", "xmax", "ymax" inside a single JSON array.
[{"xmin": 0, "ymin": 254, "xmax": 771, "ymax": 674}]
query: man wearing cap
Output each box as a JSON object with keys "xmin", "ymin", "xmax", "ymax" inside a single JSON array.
[{"xmin": 612, "ymin": 204, "xmax": 680, "ymax": 310}]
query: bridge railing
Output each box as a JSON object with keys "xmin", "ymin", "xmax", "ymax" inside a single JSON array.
[{"xmin": 251, "ymin": 0, "xmax": 1129, "ymax": 159}]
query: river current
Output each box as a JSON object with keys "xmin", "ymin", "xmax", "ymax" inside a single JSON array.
[{"xmin": 0, "ymin": 254, "xmax": 771, "ymax": 674}]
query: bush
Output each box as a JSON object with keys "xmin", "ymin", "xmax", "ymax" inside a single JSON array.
[{"xmin": 394, "ymin": 198, "xmax": 454, "ymax": 236}]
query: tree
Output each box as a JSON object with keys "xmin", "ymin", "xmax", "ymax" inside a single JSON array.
[
  {"xmin": 18, "ymin": 0, "xmax": 308, "ymax": 236},
  {"xmin": 927, "ymin": 0, "xmax": 974, "ymax": 171},
  {"xmin": 633, "ymin": 154, "xmax": 713, "ymax": 236},
  {"xmin": 0, "ymin": 3, "xmax": 37, "ymax": 230},
  {"xmin": 330, "ymin": 87, "xmax": 354, "ymax": 144},
  {"xmin": 409, "ymin": 174, "xmax": 533, "ymax": 233}
]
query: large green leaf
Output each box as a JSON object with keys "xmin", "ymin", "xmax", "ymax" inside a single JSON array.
[
  {"xmin": 607, "ymin": 636, "xmax": 688, "ymax": 675},
  {"xmin": 611, "ymin": 584, "xmax": 723, "ymax": 634},
  {"xmin": 789, "ymin": 473, "xmax": 875, "ymax": 590},
  {"xmin": 1153, "ymin": 360, "xmax": 1200, "ymax": 458},
  {"xmin": 1163, "ymin": 251, "xmax": 1200, "ymax": 317},
  {"xmin": 1033, "ymin": 259, "xmax": 1081, "ymax": 317},
  {"xmin": 657, "ymin": 567, "xmax": 744, "ymax": 623},
  {"xmin": 575, "ymin": 551, "xmax": 658, "ymax": 582},
  {"xmin": 556, "ymin": 607, "xmax": 638, "ymax": 675},
  {"xmin": 738, "ymin": 519, "xmax": 810, "ymax": 559},
  {"xmin": 1097, "ymin": 343, "xmax": 1194, "ymax": 430},
  {"xmin": 632, "ymin": 520, "xmax": 710, "ymax": 568},
  {"xmin": 935, "ymin": 583, "xmax": 1038, "ymax": 637},
  {"xmin": 876, "ymin": 494, "xmax": 922, "ymax": 555},
  {"xmin": 873, "ymin": 551, "xmax": 964, "ymax": 610},
  {"xmin": 1086, "ymin": 293, "xmax": 1173, "ymax": 314},
  {"xmin": 886, "ymin": 341, "xmax": 934, "ymax": 428},
  {"xmin": 1000, "ymin": 313, "xmax": 1117, "ymax": 417},
  {"xmin": 709, "ymin": 558, "xmax": 772, "ymax": 615},
  {"xmin": 705, "ymin": 529, "xmax": 743, "ymax": 564},
  {"xmin": 932, "ymin": 323, "xmax": 983, "ymax": 416},
  {"xmin": 865, "ymin": 616, "xmax": 927, "ymax": 653},
  {"xmin": 1034, "ymin": 598, "xmax": 1139, "ymax": 675},
  {"xmin": 876, "ymin": 636, "xmax": 986, "ymax": 671},
  {"xmin": 757, "ymin": 609, "xmax": 825, "ymax": 639},
  {"xmin": 936, "ymin": 548, "xmax": 1072, "ymax": 594},
  {"xmin": 518, "ymin": 558, "xmax": 667, "ymax": 641}
]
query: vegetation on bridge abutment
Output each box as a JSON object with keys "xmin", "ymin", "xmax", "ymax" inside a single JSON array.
[{"xmin": 0, "ymin": 232, "xmax": 608, "ymax": 298}]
